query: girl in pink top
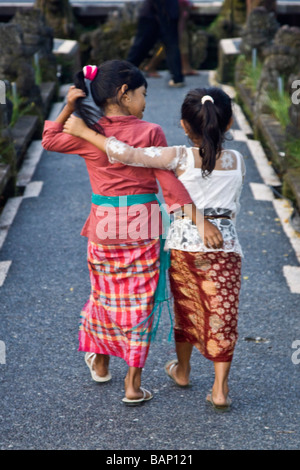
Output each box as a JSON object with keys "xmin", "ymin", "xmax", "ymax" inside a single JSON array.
[{"xmin": 42, "ymin": 60, "xmax": 222, "ymax": 406}]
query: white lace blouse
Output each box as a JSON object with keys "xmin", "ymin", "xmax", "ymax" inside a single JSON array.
[{"xmin": 105, "ymin": 137, "xmax": 245, "ymax": 256}]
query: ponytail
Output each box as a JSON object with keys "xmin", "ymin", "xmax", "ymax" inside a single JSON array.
[
  {"xmin": 73, "ymin": 69, "xmax": 104, "ymax": 134},
  {"xmin": 181, "ymin": 87, "xmax": 232, "ymax": 177},
  {"xmin": 199, "ymin": 98, "xmax": 221, "ymax": 176}
]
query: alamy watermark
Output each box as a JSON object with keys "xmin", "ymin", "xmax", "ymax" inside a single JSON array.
[
  {"xmin": 291, "ymin": 340, "xmax": 300, "ymax": 365},
  {"xmin": 92, "ymin": 200, "xmax": 206, "ymax": 241},
  {"xmin": 0, "ymin": 80, "xmax": 6, "ymax": 104},
  {"xmin": 0, "ymin": 340, "xmax": 5, "ymax": 364},
  {"xmin": 291, "ymin": 80, "xmax": 300, "ymax": 105}
]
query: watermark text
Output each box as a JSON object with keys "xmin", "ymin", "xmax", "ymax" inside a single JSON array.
[
  {"xmin": 0, "ymin": 340, "xmax": 6, "ymax": 364},
  {"xmin": 291, "ymin": 80, "xmax": 300, "ymax": 105},
  {"xmin": 0, "ymin": 80, "xmax": 6, "ymax": 104},
  {"xmin": 291, "ymin": 340, "xmax": 300, "ymax": 365},
  {"xmin": 93, "ymin": 200, "xmax": 206, "ymax": 241}
]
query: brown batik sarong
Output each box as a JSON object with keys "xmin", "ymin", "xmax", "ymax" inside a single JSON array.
[{"xmin": 169, "ymin": 250, "xmax": 242, "ymax": 363}]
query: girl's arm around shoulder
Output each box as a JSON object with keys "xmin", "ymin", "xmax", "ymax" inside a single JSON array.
[
  {"xmin": 105, "ymin": 137, "xmax": 183, "ymax": 171},
  {"xmin": 42, "ymin": 120, "xmax": 97, "ymax": 157},
  {"xmin": 61, "ymin": 115, "xmax": 222, "ymax": 248},
  {"xmin": 42, "ymin": 86, "xmax": 100, "ymax": 158},
  {"xmin": 151, "ymin": 126, "xmax": 222, "ymax": 249},
  {"xmin": 105, "ymin": 121, "xmax": 186, "ymax": 171},
  {"xmin": 62, "ymin": 115, "xmax": 182, "ymax": 169}
]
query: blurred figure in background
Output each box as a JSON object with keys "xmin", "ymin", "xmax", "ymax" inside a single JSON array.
[
  {"xmin": 127, "ymin": 0, "xmax": 185, "ymax": 87},
  {"xmin": 144, "ymin": 0, "xmax": 199, "ymax": 78}
]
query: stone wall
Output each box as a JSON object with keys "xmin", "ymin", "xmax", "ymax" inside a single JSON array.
[
  {"xmin": 0, "ymin": 7, "xmax": 57, "ymax": 195},
  {"xmin": 34, "ymin": 0, "xmax": 76, "ymax": 39}
]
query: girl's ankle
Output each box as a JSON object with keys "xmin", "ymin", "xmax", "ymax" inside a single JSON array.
[{"xmin": 94, "ymin": 354, "xmax": 109, "ymax": 376}]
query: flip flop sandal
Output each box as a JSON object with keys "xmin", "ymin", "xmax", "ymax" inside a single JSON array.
[
  {"xmin": 122, "ymin": 387, "xmax": 153, "ymax": 406},
  {"xmin": 206, "ymin": 393, "xmax": 232, "ymax": 412},
  {"xmin": 85, "ymin": 352, "xmax": 112, "ymax": 383},
  {"xmin": 164, "ymin": 359, "xmax": 191, "ymax": 388}
]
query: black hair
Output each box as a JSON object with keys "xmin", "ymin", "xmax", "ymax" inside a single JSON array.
[
  {"xmin": 181, "ymin": 87, "xmax": 233, "ymax": 177},
  {"xmin": 73, "ymin": 60, "xmax": 148, "ymax": 134}
]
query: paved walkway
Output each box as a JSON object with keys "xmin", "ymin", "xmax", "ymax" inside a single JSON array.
[{"xmin": 0, "ymin": 71, "xmax": 299, "ymax": 451}]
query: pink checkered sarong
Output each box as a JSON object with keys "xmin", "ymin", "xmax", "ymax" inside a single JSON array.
[{"xmin": 79, "ymin": 239, "xmax": 160, "ymax": 368}]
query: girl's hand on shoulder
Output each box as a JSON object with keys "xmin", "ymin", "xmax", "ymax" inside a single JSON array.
[
  {"xmin": 66, "ymin": 85, "xmax": 86, "ymax": 112},
  {"xmin": 63, "ymin": 115, "xmax": 88, "ymax": 137}
]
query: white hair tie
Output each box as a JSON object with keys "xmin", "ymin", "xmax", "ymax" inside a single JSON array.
[{"xmin": 201, "ymin": 95, "xmax": 214, "ymax": 104}]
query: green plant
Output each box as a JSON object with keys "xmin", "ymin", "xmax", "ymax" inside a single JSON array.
[
  {"xmin": 237, "ymin": 55, "xmax": 263, "ymax": 91},
  {"xmin": 285, "ymin": 137, "xmax": 300, "ymax": 168},
  {"xmin": 0, "ymin": 138, "xmax": 16, "ymax": 165},
  {"xmin": 6, "ymin": 89, "xmax": 36, "ymax": 127},
  {"xmin": 267, "ymin": 89, "xmax": 291, "ymax": 128},
  {"xmin": 8, "ymin": 84, "xmax": 20, "ymax": 127}
]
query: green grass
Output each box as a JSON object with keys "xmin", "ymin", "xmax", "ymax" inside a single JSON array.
[
  {"xmin": 237, "ymin": 55, "xmax": 263, "ymax": 91},
  {"xmin": 6, "ymin": 89, "xmax": 36, "ymax": 127},
  {"xmin": 267, "ymin": 89, "xmax": 291, "ymax": 129},
  {"xmin": 285, "ymin": 138, "xmax": 300, "ymax": 168},
  {"xmin": 236, "ymin": 56, "xmax": 300, "ymax": 169}
]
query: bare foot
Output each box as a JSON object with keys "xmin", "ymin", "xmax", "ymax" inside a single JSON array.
[
  {"xmin": 124, "ymin": 387, "xmax": 153, "ymax": 401},
  {"xmin": 85, "ymin": 353, "xmax": 111, "ymax": 381},
  {"xmin": 124, "ymin": 374, "xmax": 152, "ymax": 400},
  {"xmin": 93, "ymin": 354, "xmax": 110, "ymax": 377},
  {"xmin": 206, "ymin": 390, "xmax": 232, "ymax": 409},
  {"xmin": 165, "ymin": 360, "xmax": 190, "ymax": 387}
]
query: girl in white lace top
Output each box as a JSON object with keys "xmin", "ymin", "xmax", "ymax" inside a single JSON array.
[
  {"xmin": 103, "ymin": 136, "xmax": 245, "ymax": 255},
  {"xmin": 63, "ymin": 86, "xmax": 245, "ymax": 411}
]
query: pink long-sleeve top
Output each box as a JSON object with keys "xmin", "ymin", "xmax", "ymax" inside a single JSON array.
[{"xmin": 42, "ymin": 115, "xmax": 193, "ymax": 244}]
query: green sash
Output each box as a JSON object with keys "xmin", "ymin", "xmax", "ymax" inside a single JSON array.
[{"xmin": 91, "ymin": 192, "xmax": 172, "ymax": 340}]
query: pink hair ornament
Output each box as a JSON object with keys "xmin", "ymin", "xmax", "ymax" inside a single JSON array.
[{"xmin": 83, "ymin": 65, "xmax": 98, "ymax": 81}]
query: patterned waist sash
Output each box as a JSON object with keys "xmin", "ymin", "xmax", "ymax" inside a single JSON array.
[{"xmin": 91, "ymin": 192, "xmax": 172, "ymax": 339}]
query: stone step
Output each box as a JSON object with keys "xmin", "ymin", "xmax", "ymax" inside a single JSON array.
[
  {"xmin": 10, "ymin": 115, "xmax": 39, "ymax": 166},
  {"xmin": 40, "ymin": 81, "xmax": 57, "ymax": 118}
]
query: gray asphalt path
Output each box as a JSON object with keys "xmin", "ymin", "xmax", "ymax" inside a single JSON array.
[{"xmin": 0, "ymin": 71, "xmax": 299, "ymax": 452}]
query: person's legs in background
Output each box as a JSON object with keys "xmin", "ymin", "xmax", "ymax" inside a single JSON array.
[
  {"xmin": 159, "ymin": 16, "xmax": 184, "ymax": 86},
  {"xmin": 127, "ymin": 17, "xmax": 159, "ymax": 67},
  {"xmin": 127, "ymin": 8, "xmax": 184, "ymax": 87}
]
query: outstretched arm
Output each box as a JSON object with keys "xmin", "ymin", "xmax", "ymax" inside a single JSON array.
[
  {"xmin": 63, "ymin": 116, "xmax": 223, "ymax": 249},
  {"xmin": 63, "ymin": 115, "xmax": 185, "ymax": 171}
]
